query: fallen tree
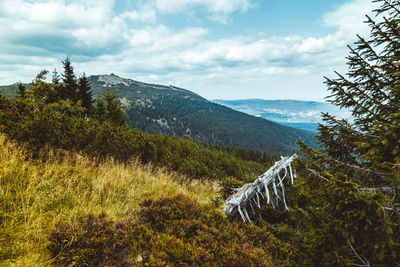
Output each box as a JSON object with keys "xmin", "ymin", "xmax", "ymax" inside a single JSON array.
[{"xmin": 223, "ymin": 154, "xmax": 297, "ymax": 223}]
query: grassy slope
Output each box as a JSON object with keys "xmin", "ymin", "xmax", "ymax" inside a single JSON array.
[{"xmin": 0, "ymin": 134, "xmax": 219, "ymax": 266}]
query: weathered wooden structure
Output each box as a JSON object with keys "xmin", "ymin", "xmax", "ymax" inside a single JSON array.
[{"xmin": 223, "ymin": 154, "xmax": 297, "ymax": 223}]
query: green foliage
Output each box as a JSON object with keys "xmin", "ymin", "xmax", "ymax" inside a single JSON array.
[
  {"xmin": 95, "ymin": 88, "xmax": 126, "ymax": 126},
  {"xmin": 60, "ymin": 57, "xmax": 78, "ymax": 102},
  {"xmin": 47, "ymin": 195, "xmax": 296, "ymax": 266},
  {"xmin": 78, "ymin": 73, "xmax": 94, "ymax": 115},
  {"xmin": 0, "ymin": 133, "xmax": 218, "ymax": 265},
  {"xmin": 52, "ymin": 68, "xmax": 60, "ymax": 84},
  {"xmin": 288, "ymin": 1, "xmax": 400, "ymax": 264},
  {"xmin": 16, "ymin": 83, "xmax": 26, "ymax": 99},
  {"xmin": 286, "ymin": 165, "xmax": 397, "ymax": 265},
  {"xmin": 0, "ymin": 60, "xmax": 272, "ymax": 183}
]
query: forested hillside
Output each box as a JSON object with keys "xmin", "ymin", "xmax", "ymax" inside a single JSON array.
[
  {"xmin": 87, "ymin": 74, "xmax": 316, "ymax": 154},
  {"xmin": 0, "ymin": 75, "xmax": 316, "ymax": 154},
  {"xmin": 0, "ymin": 67, "xmax": 276, "ymax": 183}
]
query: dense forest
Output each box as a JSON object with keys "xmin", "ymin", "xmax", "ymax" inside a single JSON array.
[{"xmin": 2, "ymin": 0, "xmax": 400, "ymax": 265}]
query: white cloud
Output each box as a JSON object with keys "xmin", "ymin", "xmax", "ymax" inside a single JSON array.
[
  {"xmin": 297, "ymin": 37, "xmax": 326, "ymax": 54},
  {"xmin": 0, "ymin": 0, "xmax": 385, "ymax": 101},
  {"xmin": 323, "ymin": 0, "xmax": 377, "ymax": 40},
  {"xmin": 153, "ymin": 0, "xmax": 251, "ymax": 13},
  {"xmin": 262, "ymin": 67, "xmax": 285, "ymax": 75},
  {"xmin": 152, "ymin": 0, "xmax": 253, "ymax": 23},
  {"xmin": 0, "ymin": 0, "xmax": 126, "ymax": 55},
  {"xmin": 121, "ymin": 7, "xmax": 157, "ymax": 24}
]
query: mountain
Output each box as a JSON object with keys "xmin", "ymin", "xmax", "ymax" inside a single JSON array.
[
  {"xmin": 87, "ymin": 74, "xmax": 315, "ymax": 154},
  {"xmin": 0, "ymin": 84, "xmax": 22, "ymax": 99},
  {"xmin": 0, "ymin": 74, "xmax": 316, "ymax": 154},
  {"xmin": 212, "ymin": 99, "xmax": 352, "ymax": 132}
]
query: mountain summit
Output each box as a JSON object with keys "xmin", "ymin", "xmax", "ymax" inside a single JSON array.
[{"xmin": 88, "ymin": 74, "xmax": 315, "ymax": 154}]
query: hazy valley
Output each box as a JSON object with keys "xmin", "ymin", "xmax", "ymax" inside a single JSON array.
[{"xmin": 213, "ymin": 99, "xmax": 352, "ymax": 132}]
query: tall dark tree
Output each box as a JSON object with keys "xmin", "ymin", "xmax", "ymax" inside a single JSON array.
[
  {"xmin": 96, "ymin": 89, "xmax": 126, "ymax": 126},
  {"xmin": 60, "ymin": 57, "xmax": 78, "ymax": 102},
  {"xmin": 78, "ymin": 73, "xmax": 94, "ymax": 116},
  {"xmin": 294, "ymin": 0, "xmax": 400, "ymax": 265},
  {"xmin": 52, "ymin": 68, "xmax": 60, "ymax": 84},
  {"xmin": 16, "ymin": 83, "xmax": 26, "ymax": 99}
]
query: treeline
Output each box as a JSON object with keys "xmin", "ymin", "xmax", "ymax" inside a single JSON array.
[
  {"xmin": 211, "ymin": 145, "xmax": 280, "ymax": 164},
  {"xmin": 0, "ymin": 59, "xmax": 272, "ymax": 182}
]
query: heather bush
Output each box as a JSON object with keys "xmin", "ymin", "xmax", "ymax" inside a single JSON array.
[
  {"xmin": 47, "ymin": 214, "xmax": 134, "ymax": 266},
  {"xmin": 47, "ymin": 195, "xmax": 296, "ymax": 266}
]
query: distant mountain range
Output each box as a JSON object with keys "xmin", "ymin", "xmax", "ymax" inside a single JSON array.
[
  {"xmin": 212, "ymin": 99, "xmax": 352, "ymax": 132},
  {"xmin": 0, "ymin": 75, "xmax": 316, "ymax": 154}
]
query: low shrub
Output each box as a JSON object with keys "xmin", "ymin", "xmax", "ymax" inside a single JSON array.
[
  {"xmin": 47, "ymin": 214, "xmax": 134, "ymax": 266},
  {"xmin": 48, "ymin": 195, "xmax": 296, "ymax": 266}
]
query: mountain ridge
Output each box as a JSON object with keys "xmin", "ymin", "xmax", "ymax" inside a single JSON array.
[
  {"xmin": 0, "ymin": 74, "xmax": 316, "ymax": 154},
  {"xmin": 87, "ymin": 74, "xmax": 316, "ymax": 154}
]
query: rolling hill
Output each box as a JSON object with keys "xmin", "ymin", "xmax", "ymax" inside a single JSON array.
[
  {"xmin": 86, "ymin": 74, "xmax": 315, "ymax": 154},
  {"xmin": 0, "ymin": 75, "xmax": 316, "ymax": 154}
]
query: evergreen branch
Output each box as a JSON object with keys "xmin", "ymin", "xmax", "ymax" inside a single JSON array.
[
  {"xmin": 355, "ymin": 34, "xmax": 393, "ymax": 75},
  {"xmin": 378, "ymin": 0, "xmax": 400, "ymax": 17},
  {"xmin": 299, "ymin": 142, "xmax": 386, "ymax": 178},
  {"xmin": 329, "ymin": 70, "xmax": 387, "ymax": 117},
  {"xmin": 383, "ymin": 16, "xmax": 400, "ymax": 38},
  {"xmin": 366, "ymin": 15, "xmax": 393, "ymax": 45},
  {"xmin": 321, "ymin": 113, "xmax": 380, "ymax": 139}
]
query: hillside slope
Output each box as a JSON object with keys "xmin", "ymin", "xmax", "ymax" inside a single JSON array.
[
  {"xmin": 0, "ymin": 134, "xmax": 218, "ymax": 265},
  {"xmin": 88, "ymin": 74, "xmax": 316, "ymax": 154}
]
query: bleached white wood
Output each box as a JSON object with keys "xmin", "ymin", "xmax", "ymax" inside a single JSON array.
[{"xmin": 223, "ymin": 154, "xmax": 297, "ymax": 222}]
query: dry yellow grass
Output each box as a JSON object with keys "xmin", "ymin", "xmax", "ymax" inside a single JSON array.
[{"xmin": 0, "ymin": 134, "xmax": 220, "ymax": 266}]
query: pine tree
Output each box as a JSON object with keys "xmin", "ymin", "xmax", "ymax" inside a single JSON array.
[
  {"xmin": 78, "ymin": 73, "xmax": 94, "ymax": 116},
  {"xmin": 60, "ymin": 57, "xmax": 78, "ymax": 102},
  {"xmin": 96, "ymin": 89, "xmax": 127, "ymax": 126},
  {"xmin": 52, "ymin": 68, "xmax": 60, "ymax": 84},
  {"xmin": 295, "ymin": 0, "xmax": 400, "ymax": 264},
  {"xmin": 16, "ymin": 83, "xmax": 25, "ymax": 99}
]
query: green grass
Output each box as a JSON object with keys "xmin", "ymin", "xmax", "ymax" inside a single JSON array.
[{"xmin": 0, "ymin": 134, "xmax": 219, "ymax": 266}]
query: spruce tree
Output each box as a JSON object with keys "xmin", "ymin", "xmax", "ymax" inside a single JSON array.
[
  {"xmin": 16, "ymin": 83, "xmax": 25, "ymax": 99},
  {"xmin": 60, "ymin": 57, "xmax": 78, "ymax": 102},
  {"xmin": 52, "ymin": 68, "xmax": 60, "ymax": 84},
  {"xmin": 95, "ymin": 89, "xmax": 126, "ymax": 126},
  {"xmin": 295, "ymin": 0, "xmax": 400, "ymax": 264},
  {"xmin": 78, "ymin": 73, "xmax": 94, "ymax": 116}
]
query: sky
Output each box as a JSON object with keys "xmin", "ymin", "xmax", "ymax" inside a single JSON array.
[{"xmin": 0, "ymin": 0, "xmax": 379, "ymax": 101}]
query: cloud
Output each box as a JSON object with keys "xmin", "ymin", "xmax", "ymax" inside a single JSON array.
[
  {"xmin": 323, "ymin": 0, "xmax": 377, "ymax": 40},
  {"xmin": 121, "ymin": 7, "xmax": 157, "ymax": 24},
  {"xmin": 152, "ymin": 0, "xmax": 253, "ymax": 23},
  {"xmin": 0, "ymin": 0, "xmax": 384, "ymax": 101},
  {"xmin": 0, "ymin": 0, "xmax": 128, "ymax": 57}
]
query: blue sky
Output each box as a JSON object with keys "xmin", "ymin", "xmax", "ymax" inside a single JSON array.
[{"xmin": 0, "ymin": 0, "xmax": 378, "ymax": 101}]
